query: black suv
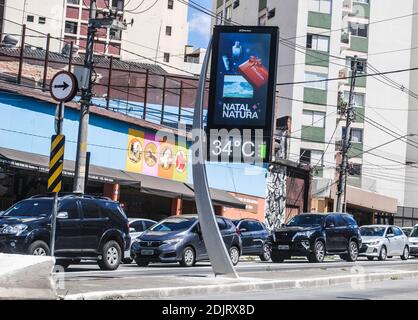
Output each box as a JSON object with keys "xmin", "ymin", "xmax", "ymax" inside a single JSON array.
[
  {"xmin": 271, "ymin": 213, "xmax": 361, "ymax": 263},
  {"xmin": 232, "ymin": 219, "xmax": 272, "ymax": 261},
  {"xmin": 0, "ymin": 194, "xmax": 130, "ymax": 270}
]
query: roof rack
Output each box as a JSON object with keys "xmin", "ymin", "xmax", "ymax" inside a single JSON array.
[{"xmin": 29, "ymin": 193, "xmax": 112, "ymax": 201}]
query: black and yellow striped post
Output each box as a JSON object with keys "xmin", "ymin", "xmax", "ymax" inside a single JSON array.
[{"xmin": 48, "ymin": 134, "xmax": 65, "ymax": 193}]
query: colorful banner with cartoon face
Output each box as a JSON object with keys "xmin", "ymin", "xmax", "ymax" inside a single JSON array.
[{"xmin": 126, "ymin": 128, "xmax": 188, "ymax": 183}]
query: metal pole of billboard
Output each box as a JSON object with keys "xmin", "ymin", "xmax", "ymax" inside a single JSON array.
[{"xmin": 192, "ymin": 37, "xmax": 239, "ymax": 279}]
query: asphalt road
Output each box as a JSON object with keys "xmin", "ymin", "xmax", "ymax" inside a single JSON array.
[
  {"xmin": 62, "ymin": 257, "xmax": 418, "ymax": 279},
  {"xmin": 176, "ymin": 278, "xmax": 418, "ymax": 300}
]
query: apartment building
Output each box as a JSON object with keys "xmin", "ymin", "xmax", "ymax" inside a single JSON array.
[
  {"xmin": 0, "ymin": 0, "xmax": 194, "ymax": 74},
  {"xmin": 213, "ymin": 0, "xmax": 418, "ymax": 225}
]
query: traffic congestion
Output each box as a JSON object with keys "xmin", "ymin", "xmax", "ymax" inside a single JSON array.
[{"xmin": 0, "ymin": 193, "xmax": 416, "ymax": 271}]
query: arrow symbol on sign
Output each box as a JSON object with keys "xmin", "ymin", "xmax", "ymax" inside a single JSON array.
[{"xmin": 54, "ymin": 81, "xmax": 69, "ymax": 91}]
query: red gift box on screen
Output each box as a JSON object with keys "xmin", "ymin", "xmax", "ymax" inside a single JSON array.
[{"xmin": 238, "ymin": 56, "xmax": 269, "ymax": 89}]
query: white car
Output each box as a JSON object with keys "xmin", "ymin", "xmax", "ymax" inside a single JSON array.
[
  {"xmin": 409, "ymin": 225, "xmax": 418, "ymax": 258},
  {"xmin": 359, "ymin": 225, "xmax": 410, "ymax": 261},
  {"xmin": 123, "ymin": 218, "xmax": 157, "ymax": 263}
]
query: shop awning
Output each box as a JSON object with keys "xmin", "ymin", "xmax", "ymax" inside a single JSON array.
[{"xmin": 0, "ymin": 147, "xmax": 245, "ymax": 209}]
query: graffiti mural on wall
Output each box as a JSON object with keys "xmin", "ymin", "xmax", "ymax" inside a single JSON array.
[
  {"xmin": 264, "ymin": 165, "xmax": 287, "ymax": 231},
  {"xmin": 125, "ymin": 128, "xmax": 189, "ymax": 183}
]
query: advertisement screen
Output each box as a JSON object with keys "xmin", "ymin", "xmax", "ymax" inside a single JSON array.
[
  {"xmin": 206, "ymin": 26, "xmax": 279, "ymax": 163},
  {"xmin": 207, "ymin": 27, "xmax": 278, "ymax": 130}
]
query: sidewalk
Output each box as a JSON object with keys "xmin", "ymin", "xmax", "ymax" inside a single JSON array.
[{"xmin": 61, "ymin": 263, "xmax": 418, "ymax": 300}]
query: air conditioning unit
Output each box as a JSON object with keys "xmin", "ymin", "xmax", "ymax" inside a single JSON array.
[
  {"xmin": 339, "ymin": 68, "xmax": 348, "ymax": 81},
  {"xmin": 1, "ymin": 34, "xmax": 18, "ymax": 48}
]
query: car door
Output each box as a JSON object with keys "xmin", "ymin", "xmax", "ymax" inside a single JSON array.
[
  {"xmin": 191, "ymin": 222, "xmax": 207, "ymax": 260},
  {"xmin": 393, "ymin": 227, "xmax": 406, "ymax": 254},
  {"xmin": 129, "ymin": 220, "xmax": 145, "ymax": 240},
  {"xmin": 55, "ymin": 199, "xmax": 82, "ymax": 254},
  {"xmin": 217, "ymin": 217, "xmax": 234, "ymax": 249},
  {"xmin": 238, "ymin": 220, "xmax": 253, "ymax": 254},
  {"xmin": 334, "ymin": 214, "xmax": 349, "ymax": 251},
  {"xmin": 250, "ymin": 221, "xmax": 266, "ymax": 254},
  {"xmin": 385, "ymin": 227, "xmax": 397, "ymax": 255},
  {"xmin": 324, "ymin": 215, "xmax": 338, "ymax": 251},
  {"xmin": 80, "ymin": 199, "xmax": 108, "ymax": 253}
]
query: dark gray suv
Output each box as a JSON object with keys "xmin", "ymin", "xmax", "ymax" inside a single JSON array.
[{"xmin": 130, "ymin": 215, "xmax": 242, "ymax": 267}]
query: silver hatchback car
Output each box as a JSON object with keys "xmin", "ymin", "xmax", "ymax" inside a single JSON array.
[{"xmin": 359, "ymin": 225, "xmax": 410, "ymax": 261}]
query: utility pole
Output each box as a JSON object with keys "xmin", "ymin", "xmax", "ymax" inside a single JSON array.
[
  {"xmin": 73, "ymin": 0, "xmax": 97, "ymax": 193},
  {"xmin": 73, "ymin": 0, "xmax": 126, "ymax": 193},
  {"xmin": 336, "ymin": 56, "xmax": 358, "ymax": 212}
]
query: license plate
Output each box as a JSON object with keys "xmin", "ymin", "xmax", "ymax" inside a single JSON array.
[
  {"xmin": 278, "ymin": 245, "xmax": 290, "ymax": 250},
  {"xmin": 141, "ymin": 249, "xmax": 154, "ymax": 256}
]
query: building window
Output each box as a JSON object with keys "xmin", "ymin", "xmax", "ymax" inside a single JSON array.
[
  {"xmin": 258, "ymin": 14, "xmax": 267, "ymax": 26},
  {"xmin": 302, "ymin": 110, "xmax": 326, "ymax": 128},
  {"xmin": 67, "ymin": 0, "xmax": 80, "ymax": 4},
  {"xmin": 309, "ymin": 0, "xmax": 332, "ymax": 14},
  {"xmin": 307, "ymin": 34, "xmax": 330, "ymax": 52},
  {"xmin": 165, "ymin": 26, "xmax": 172, "ymax": 36},
  {"xmin": 259, "ymin": 0, "xmax": 267, "ymax": 11},
  {"xmin": 349, "ymin": 22, "xmax": 368, "ymax": 37},
  {"xmin": 346, "ymin": 56, "xmax": 367, "ymax": 73},
  {"xmin": 349, "ymin": 163, "xmax": 362, "ymax": 176},
  {"xmin": 217, "ymin": 0, "xmax": 224, "ymax": 8},
  {"xmin": 38, "ymin": 17, "xmax": 46, "ymax": 24},
  {"xmin": 65, "ymin": 21, "xmax": 78, "ymax": 35},
  {"xmin": 225, "ymin": 5, "xmax": 232, "ymax": 21},
  {"xmin": 354, "ymin": 0, "xmax": 369, "ymax": 3},
  {"xmin": 26, "ymin": 15, "xmax": 34, "ymax": 22},
  {"xmin": 343, "ymin": 92, "xmax": 365, "ymax": 107},
  {"xmin": 233, "ymin": 0, "xmax": 240, "ymax": 9},
  {"xmin": 300, "ymin": 149, "xmax": 324, "ymax": 167},
  {"xmin": 110, "ymin": 29, "xmax": 121, "ymax": 40},
  {"xmin": 342, "ymin": 127, "xmax": 363, "ymax": 143},
  {"xmin": 216, "ymin": 11, "xmax": 223, "ymax": 25},
  {"xmin": 168, "ymin": 0, "xmax": 174, "ymax": 9},
  {"xmin": 304, "ymin": 72, "xmax": 328, "ymax": 90},
  {"xmin": 163, "ymin": 53, "xmax": 170, "ymax": 62}
]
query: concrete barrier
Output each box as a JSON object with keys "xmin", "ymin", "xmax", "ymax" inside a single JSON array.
[{"xmin": 0, "ymin": 254, "xmax": 57, "ymax": 299}]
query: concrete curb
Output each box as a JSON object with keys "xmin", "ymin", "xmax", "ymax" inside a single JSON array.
[
  {"xmin": 0, "ymin": 254, "xmax": 57, "ymax": 300},
  {"xmin": 63, "ymin": 269, "xmax": 418, "ymax": 300}
]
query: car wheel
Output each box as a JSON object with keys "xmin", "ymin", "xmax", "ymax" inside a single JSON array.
[
  {"xmin": 135, "ymin": 259, "xmax": 149, "ymax": 267},
  {"xmin": 345, "ymin": 240, "xmax": 359, "ymax": 262},
  {"xmin": 271, "ymin": 252, "xmax": 285, "ymax": 263},
  {"xmin": 229, "ymin": 246, "xmax": 240, "ymax": 266},
  {"xmin": 401, "ymin": 246, "xmax": 410, "ymax": 260},
  {"xmin": 28, "ymin": 240, "xmax": 50, "ymax": 256},
  {"xmin": 259, "ymin": 243, "xmax": 272, "ymax": 262},
  {"xmin": 367, "ymin": 257, "xmax": 375, "ymax": 261},
  {"xmin": 98, "ymin": 240, "xmax": 121, "ymax": 271},
  {"xmin": 180, "ymin": 246, "xmax": 196, "ymax": 267},
  {"xmin": 308, "ymin": 240, "xmax": 325, "ymax": 263},
  {"xmin": 378, "ymin": 246, "xmax": 387, "ymax": 261}
]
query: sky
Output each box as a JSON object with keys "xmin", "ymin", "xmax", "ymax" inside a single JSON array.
[{"xmin": 187, "ymin": 0, "xmax": 212, "ymax": 49}]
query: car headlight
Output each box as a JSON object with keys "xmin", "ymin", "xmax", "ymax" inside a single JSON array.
[
  {"xmin": 2, "ymin": 224, "xmax": 28, "ymax": 235},
  {"xmin": 367, "ymin": 240, "xmax": 381, "ymax": 246},
  {"xmin": 163, "ymin": 237, "xmax": 182, "ymax": 245},
  {"xmin": 411, "ymin": 242, "xmax": 418, "ymax": 246}
]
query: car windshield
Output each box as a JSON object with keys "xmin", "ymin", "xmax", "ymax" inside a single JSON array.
[
  {"xmin": 150, "ymin": 218, "xmax": 195, "ymax": 232},
  {"xmin": 2, "ymin": 199, "xmax": 52, "ymax": 218},
  {"xmin": 286, "ymin": 214, "xmax": 325, "ymax": 227},
  {"xmin": 410, "ymin": 227, "xmax": 418, "ymax": 238},
  {"xmin": 360, "ymin": 227, "xmax": 386, "ymax": 237}
]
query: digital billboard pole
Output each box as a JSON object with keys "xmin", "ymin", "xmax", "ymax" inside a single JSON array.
[
  {"xmin": 207, "ymin": 26, "xmax": 279, "ymax": 164},
  {"xmin": 192, "ymin": 26, "xmax": 279, "ymax": 278}
]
